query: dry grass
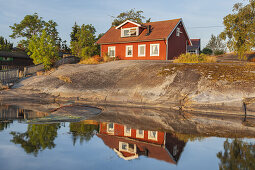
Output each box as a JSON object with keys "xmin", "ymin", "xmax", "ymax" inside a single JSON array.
[
  {"xmin": 58, "ymin": 75, "xmax": 72, "ymax": 83},
  {"xmin": 161, "ymin": 63, "xmax": 255, "ymax": 83},
  {"xmin": 79, "ymin": 54, "xmax": 119, "ymax": 65},
  {"xmin": 174, "ymin": 53, "xmax": 217, "ymax": 63}
]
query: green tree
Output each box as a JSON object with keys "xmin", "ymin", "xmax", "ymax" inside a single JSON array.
[
  {"xmin": 220, "ymin": 0, "xmax": 255, "ymax": 60},
  {"xmin": 28, "ymin": 30, "xmax": 59, "ymax": 70},
  {"xmin": 70, "ymin": 22, "xmax": 80, "ymax": 42},
  {"xmin": 70, "ymin": 24, "xmax": 98, "ymax": 58},
  {"xmin": 111, "ymin": 9, "xmax": 151, "ymax": 27},
  {"xmin": 10, "ymin": 123, "xmax": 60, "ymax": 157},
  {"xmin": 217, "ymin": 139, "xmax": 255, "ymax": 170},
  {"xmin": 9, "ymin": 13, "xmax": 60, "ymax": 48},
  {"xmin": 0, "ymin": 36, "xmax": 13, "ymax": 51},
  {"xmin": 206, "ymin": 34, "xmax": 226, "ymax": 55},
  {"xmin": 202, "ymin": 48, "xmax": 213, "ymax": 55},
  {"xmin": 69, "ymin": 122, "xmax": 99, "ymax": 145}
]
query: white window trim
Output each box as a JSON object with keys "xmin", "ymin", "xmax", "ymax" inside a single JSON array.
[
  {"xmin": 126, "ymin": 45, "xmax": 133, "ymax": 57},
  {"xmin": 107, "ymin": 123, "xmax": 114, "ymax": 134},
  {"xmin": 136, "ymin": 129, "xmax": 144, "ymax": 138},
  {"xmin": 148, "ymin": 131, "xmax": 158, "ymax": 141},
  {"xmin": 108, "ymin": 46, "xmax": 116, "ymax": 57},
  {"xmin": 124, "ymin": 126, "xmax": 131, "ymax": 137},
  {"xmin": 138, "ymin": 44, "xmax": 146, "ymax": 57},
  {"xmin": 150, "ymin": 44, "xmax": 160, "ymax": 56},
  {"xmin": 119, "ymin": 142, "xmax": 137, "ymax": 154},
  {"xmin": 121, "ymin": 27, "xmax": 139, "ymax": 37}
]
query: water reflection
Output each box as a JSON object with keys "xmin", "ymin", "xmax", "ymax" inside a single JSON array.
[
  {"xmin": 10, "ymin": 124, "xmax": 60, "ymax": 156},
  {"xmin": 217, "ymin": 139, "xmax": 255, "ymax": 170},
  {"xmin": 69, "ymin": 120, "xmax": 99, "ymax": 145},
  {"xmin": 1, "ymin": 104, "xmax": 255, "ymax": 169},
  {"xmin": 0, "ymin": 104, "xmax": 48, "ymax": 122},
  {"xmin": 97, "ymin": 122, "xmax": 186, "ymax": 164}
]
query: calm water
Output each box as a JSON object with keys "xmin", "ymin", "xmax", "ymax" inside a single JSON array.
[{"xmin": 0, "ymin": 105, "xmax": 255, "ymax": 170}]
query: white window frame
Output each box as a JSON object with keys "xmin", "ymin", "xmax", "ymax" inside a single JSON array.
[
  {"xmin": 108, "ymin": 46, "xmax": 116, "ymax": 57},
  {"xmin": 126, "ymin": 45, "xmax": 133, "ymax": 57},
  {"xmin": 136, "ymin": 129, "xmax": 144, "ymax": 138},
  {"xmin": 119, "ymin": 142, "xmax": 137, "ymax": 153},
  {"xmin": 124, "ymin": 126, "xmax": 131, "ymax": 137},
  {"xmin": 150, "ymin": 44, "xmax": 160, "ymax": 56},
  {"xmin": 107, "ymin": 123, "xmax": 114, "ymax": 134},
  {"xmin": 138, "ymin": 44, "xmax": 146, "ymax": 57},
  {"xmin": 121, "ymin": 27, "xmax": 139, "ymax": 37},
  {"xmin": 148, "ymin": 131, "xmax": 158, "ymax": 141}
]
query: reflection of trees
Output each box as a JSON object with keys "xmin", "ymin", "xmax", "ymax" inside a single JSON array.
[
  {"xmin": 0, "ymin": 122, "xmax": 12, "ymax": 131},
  {"xmin": 217, "ymin": 139, "xmax": 255, "ymax": 170},
  {"xmin": 69, "ymin": 122, "xmax": 99, "ymax": 145},
  {"xmin": 10, "ymin": 123, "xmax": 60, "ymax": 156}
]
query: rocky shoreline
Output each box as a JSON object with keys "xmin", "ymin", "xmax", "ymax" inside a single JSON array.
[{"xmin": 1, "ymin": 60, "xmax": 255, "ymax": 136}]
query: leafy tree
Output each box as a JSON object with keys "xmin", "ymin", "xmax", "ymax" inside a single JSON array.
[
  {"xmin": 60, "ymin": 40, "xmax": 71, "ymax": 53},
  {"xmin": 217, "ymin": 139, "xmax": 255, "ymax": 170},
  {"xmin": 10, "ymin": 123, "xmax": 60, "ymax": 157},
  {"xmin": 70, "ymin": 22, "xmax": 80, "ymax": 42},
  {"xmin": 202, "ymin": 48, "xmax": 213, "ymax": 55},
  {"xmin": 111, "ymin": 9, "xmax": 151, "ymax": 27},
  {"xmin": 70, "ymin": 24, "xmax": 98, "ymax": 59},
  {"xmin": 0, "ymin": 36, "xmax": 13, "ymax": 51},
  {"xmin": 9, "ymin": 13, "xmax": 60, "ymax": 48},
  {"xmin": 220, "ymin": 1, "xmax": 255, "ymax": 60},
  {"xmin": 69, "ymin": 122, "xmax": 99, "ymax": 146},
  {"xmin": 28, "ymin": 30, "xmax": 59, "ymax": 70},
  {"xmin": 206, "ymin": 34, "xmax": 226, "ymax": 55}
]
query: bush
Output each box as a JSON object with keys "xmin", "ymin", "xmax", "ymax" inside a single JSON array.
[
  {"xmin": 202, "ymin": 48, "xmax": 213, "ymax": 55},
  {"xmin": 79, "ymin": 53, "xmax": 121, "ymax": 65},
  {"xmin": 214, "ymin": 50, "xmax": 225, "ymax": 55},
  {"xmin": 174, "ymin": 53, "xmax": 216, "ymax": 63}
]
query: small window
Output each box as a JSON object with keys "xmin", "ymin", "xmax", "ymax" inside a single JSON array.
[
  {"xmin": 148, "ymin": 131, "xmax": 158, "ymax": 141},
  {"xmin": 150, "ymin": 44, "xmax": 159, "ymax": 56},
  {"xmin": 124, "ymin": 126, "xmax": 131, "ymax": 136},
  {"xmin": 119, "ymin": 142, "xmax": 137, "ymax": 153},
  {"xmin": 126, "ymin": 45, "xmax": 133, "ymax": 57},
  {"xmin": 176, "ymin": 27, "xmax": 182, "ymax": 37},
  {"xmin": 138, "ymin": 44, "xmax": 146, "ymax": 57},
  {"xmin": 108, "ymin": 46, "xmax": 115, "ymax": 57},
  {"xmin": 121, "ymin": 27, "xmax": 138, "ymax": 37},
  {"xmin": 136, "ymin": 129, "xmax": 144, "ymax": 138},
  {"xmin": 107, "ymin": 123, "xmax": 114, "ymax": 134}
]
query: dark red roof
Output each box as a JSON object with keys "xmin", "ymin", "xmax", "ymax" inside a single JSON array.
[
  {"xmin": 97, "ymin": 133, "xmax": 177, "ymax": 164},
  {"xmin": 97, "ymin": 19, "xmax": 182, "ymax": 44}
]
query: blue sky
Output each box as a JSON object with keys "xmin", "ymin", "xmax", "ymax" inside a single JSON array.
[{"xmin": 0, "ymin": 0, "xmax": 243, "ymax": 48}]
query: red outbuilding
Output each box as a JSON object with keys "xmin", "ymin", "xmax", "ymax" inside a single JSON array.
[{"xmin": 96, "ymin": 18, "xmax": 192, "ymax": 60}]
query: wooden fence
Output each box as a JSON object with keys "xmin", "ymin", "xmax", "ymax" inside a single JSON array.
[
  {"xmin": 0, "ymin": 68, "xmax": 19, "ymax": 84},
  {"xmin": 24, "ymin": 64, "xmax": 44, "ymax": 76},
  {"xmin": 0, "ymin": 64, "xmax": 44, "ymax": 85}
]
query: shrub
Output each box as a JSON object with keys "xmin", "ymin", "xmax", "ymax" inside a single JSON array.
[
  {"xmin": 93, "ymin": 55, "xmax": 104, "ymax": 62},
  {"xmin": 174, "ymin": 53, "xmax": 216, "ymax": 63},
  {"xmin": 202, "ymin": 48, "xmax": 213, "ymax": 55},
  {"xmin": 214, "ymin": 50, "xmax": 225, "ymax": 56},
  {"xmin": 79, "ymin": 57, "xmax": 99, "ymax": 64}
]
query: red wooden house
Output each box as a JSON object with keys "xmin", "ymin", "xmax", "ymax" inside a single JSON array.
[
  {"xmin": 97, "ymin": 122, "xmax": 186, "ymax": 164},
  {"xmin": 96, "ymin": 18, "xmax": 192, "ymax": 60}
]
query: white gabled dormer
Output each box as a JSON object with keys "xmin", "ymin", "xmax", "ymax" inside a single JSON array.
[{"xmin": 115, "ymin": 20, "xmax": 142, "ymax": 38}]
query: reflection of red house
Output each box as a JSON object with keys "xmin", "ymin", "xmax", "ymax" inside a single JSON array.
[
  {"xmin": 97, "ymin": 19, "xmax": 192, "ymax": 60},
  {"xmin": 97, "ymin": 122, "xmax": 186, "ymax": 164}
]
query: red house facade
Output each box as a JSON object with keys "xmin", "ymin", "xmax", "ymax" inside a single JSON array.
[
  {"xmin": 97, "ymin": 19, "xmax": 192, "ymax": 60},
  {"xmin": 97, "ymin": 122, "xmax": 186, "ymax": 164}
]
